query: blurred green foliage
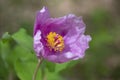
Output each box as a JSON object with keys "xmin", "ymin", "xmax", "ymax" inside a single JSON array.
[{"xmin": 0, "ymin": 28, "xmax": 73, "ymax": 80}]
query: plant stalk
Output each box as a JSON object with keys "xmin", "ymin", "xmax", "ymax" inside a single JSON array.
[{"xmin": 32, "ymin": 58, "xmax": 43, "ymax": 80}]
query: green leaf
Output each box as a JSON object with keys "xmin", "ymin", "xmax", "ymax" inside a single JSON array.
[
  {"xmin": 44, "ymin": 60, "xmax": 56, "ymax": 72},
  {"xmin": 1, "ymin": 41, "xmax": 12, "ymax": 68},
  {"xmin": 12, "ymin": 28, "xmax": 33, "ymax": 53},
  {"xmin": 13, "ymin": 45, "xmax": 41, "ymax": 80},
  {"xmin": 15, "ymin": 59, "xmax": 42, "ymax": 80},
  {"xmin": 13, "ymin": 45, "xmax": 35, "ymax": 61},
  {"xmin": 0, "ymin": 41, "xmax": 9, "ymax": 80},
  {"xmin": 2, "ymin": 32, "xmax": 12, "ymax": 43},
  {"xmin": 67, "ymin": 60, "xmax": 80, "ymax": 68},
  {"xmin": 46, "ymin": 70, "xmax": 63, "ymax": 80},
  {"xmin": 55, "ymin": 60, "xmax": 80, "ymax": 73},
  {"xmin": 55, "ymin": 62, "xmax": 69, "ymax": 73}
]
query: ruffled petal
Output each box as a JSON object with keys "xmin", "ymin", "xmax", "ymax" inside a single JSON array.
[
  {"xmin": 34, "ymin": 7, "xmax": 50, "ymax": 35},
  {"xmin": 64, "ymin": 15, "xmax": 86, "ymax": 44},
  {"xmin": 70, "ymin": 35, "xmax": 91, "ymax": 60},
  {"xmin": 42, "ymin": 14, "xmax": 85, "ymax": 36},
  {"xmin": 42, "ymin": 33, "xmax": 91, "ymax": 63},
  {"xmin": 42, "ymin": 43, "xmax": 78, "ymax": 63},
  {"xmin": 34, "ymin": 30, "xmax": 43, "ymax": 58},
  {"xmin": 43, "ymin": 50, "xmax": 79, "ymax": 63},
  {"xmin": 64, "ymin": 27, "xmax": 85, "ymax": 45},
  {"xmin": 46, "ymin": 52, "xmax": 77, "ymax": 63}
]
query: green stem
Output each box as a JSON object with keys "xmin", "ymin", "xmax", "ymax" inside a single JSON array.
[{"xmin": 32, "ymin": 58, "xmax": 43, "ymax": 80}]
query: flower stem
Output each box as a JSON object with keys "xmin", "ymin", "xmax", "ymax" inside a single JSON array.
[{"xmin": 32, "ymin": 58, "xmax": 43, "ymax": 80}]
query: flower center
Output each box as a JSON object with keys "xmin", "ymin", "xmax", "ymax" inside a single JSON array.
[{"xmin": 46, "ymin": 32, "xmax": 64, "ymax": 52}]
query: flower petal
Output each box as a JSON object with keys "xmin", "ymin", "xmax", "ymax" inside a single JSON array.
[
  {"xmin": 34, "ymin": 7, "xmax": 50, "ymax": 35},
  {"xmin": 34, "ymin": 30, "xmax": 43, "ymax": 58},
  {"xmin": 41, "ymin": 34, "xmax": 91, "ymax": 63},
  {"xmin": 42, "ymin": 14, "xmax": 85, "ymax": 36},
  {"xmin": 42, "ymin": 43, "xmax": 78, "ymax": 63},
  {"xmin": 64, "ymin": 15, "xmax": 86, "ymax": 44},
  {"xmin": 44, "ymin": 51, "xmax": 78, "ymax": 63},
  {"xmin": 70, "ymin": 35, "xmax": 91, "ymax": 60}
]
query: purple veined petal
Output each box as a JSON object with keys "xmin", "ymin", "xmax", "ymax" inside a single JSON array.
[
  {"xmin": 64, "ymin": 27, "xmax": 85, "ymax": 45},
  {"xmin": 64, "ymin": 15, "xmax": 86, "ymax": 44},
  {"xmin": 46, "ymin": 52, "xmax": 73, "ymax": 63},
  {"xmin": 42, "ymin": 14, "xmax": 86, "ymax": 41},
  {"xmin": 34, "ymin": 7, "xmax": 50, "ymax": 35},
  {"xmin": 42, "ymin": 34, "xmax": 91, "ymax": 63},
  {"xmin": 34, "ymin": 30, "xmax": 43, "ymax": 58},
  {"xmin": 57, "ymin": 51, "xmax": 79, "ymax": 63},
  {"xmin": 41, "ymin": 16, "xmax": 68, "ymax": 36},
  {"xmin": 41, "ymin": 42, "xmax": 79, "ymax": 63},
  {"xmin": 70, "ymin": 35, "xmax": 91, "ymax": 60},
  {"xmin": 42, "ymin": 14, "xmax": 85, "ymax": 36},
  {"xmin": 44, "ymin": 51, "xmax": 78, "ymax": 63}
]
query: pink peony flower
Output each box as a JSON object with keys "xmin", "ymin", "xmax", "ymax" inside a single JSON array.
[{"xmin": 33, "ymin": 7, "xmax": 91, "ymax": 63}]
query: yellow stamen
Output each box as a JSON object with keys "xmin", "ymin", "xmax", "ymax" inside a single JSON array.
[{"xmin": 46, "ymin": 32, "xmax": 64, "ymax": 52}]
